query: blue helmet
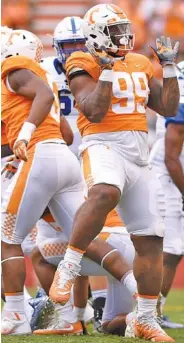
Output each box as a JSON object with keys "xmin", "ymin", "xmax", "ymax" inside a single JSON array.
[{"xmin": 53, "ymin": 16, "xmax": 87, "ymax": 63}]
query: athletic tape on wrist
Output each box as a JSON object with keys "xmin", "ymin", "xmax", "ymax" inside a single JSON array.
[
  {"xmin": 99, "ymin": 69, "xmax": 114, "ymax": 82},
  {"xmin": 163, "ymin": 65, "xmax": 177, "ymax": 78},
  {"xmin": 16, "ymin": 122, "xmax": 36, "ymax": 143}
]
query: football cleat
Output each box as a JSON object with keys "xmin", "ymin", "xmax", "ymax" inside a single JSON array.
[
  {"xmin": 1, "ymin": 312, "xmax": 31, "ymax": 335},
  {"xmin": 161, "ymin": 315, "xmax": 184, "ymax": 329},
  {"xmin": 49, "ymin": 261, "xmax": 80, "ymax": 305},
  {"xmin": 35, "ymin": 287, "xmax": 47, "ymax": 298},
  {"xmin": 125, "ymin": 317, "xmax": 175, "ymax": 342},
  {"xmin": 156, "ymin": 295, "xmax": 184, "ymax": 329},
  {"xmin": 92, "ymin": 297, "xmax": 106, "ymax": 332},
  {"xmin": 29, "ymin": 295, "xmax": 50, "ymax": 331},
  {"xmin": 33, "ymin": 320, "xmax": 83, "ymax": 335}
]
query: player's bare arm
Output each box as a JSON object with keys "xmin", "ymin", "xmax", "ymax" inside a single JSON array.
[
  {"xmin": 69, "ymin": 73, "xmax": 113, "ymax": 123},
  {"xmin": 8, "ymin": 68, "xmax": 55, "ymax": 127},
  {"xmin": 148, "ymin": 36, "xmax": 180, "ymax": 117},
  {"xmin": 60, "ymin": 115, "xmax": 74, "ymax": 145},
  {"xmin": 148, "ymin": 76, "xmax": 179, "ymax": 117},
  {"xmin": 165, "ymin": 123, "xmax": 184, "ymax": 194},
  {"xmin": 8, "ymin": 69, "xmax": 55, "ymax": 161}
]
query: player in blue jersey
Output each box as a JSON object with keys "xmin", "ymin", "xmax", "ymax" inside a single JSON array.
[
  {"xmin": 40, "ymin": 16, "xmax": 87, "ymax": 156},
  {"xmin": 165, "ymin": 62, "xmax": 184, "ymax": 195},
  {"xmin": 150, "ymin": 61, "xmax": 184, "ymax": 329}
]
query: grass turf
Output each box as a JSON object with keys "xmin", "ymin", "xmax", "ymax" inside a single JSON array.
[{"xmin": 2, "ymin": 289, "xmax": 184, "ymax": 343}]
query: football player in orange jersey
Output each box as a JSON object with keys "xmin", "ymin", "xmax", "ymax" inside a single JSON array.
[
  {"xmin": 1, "ymin": 27, "xmax": 138, "ymax": 336},
  {"xmin": 49, "ymin": 4, "xmax": 180, "ymax": 342},
  {"xmin": 30, "ymin": 209, "xmax": 136, "ymax": 335},
  {"xmin": 1, "ymin": 29, "xmax": 85, "ymax": 335},
  {"xmin": 1, "ymin": 26, "xmax": 14, "ymax": 193}
]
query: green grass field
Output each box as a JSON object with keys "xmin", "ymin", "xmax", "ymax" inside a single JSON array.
[{"xmin": 2, "ymin": 290, "xmax": 184, "ymax": 343}]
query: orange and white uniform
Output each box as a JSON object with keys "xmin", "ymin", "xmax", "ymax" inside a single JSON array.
[
  {"xmin": 1, "ymin": 122, "xmax": 13, "ymax": 196},
  {"xmin": 1, "ymin": 121, "xmax": 37, "ymax": 255},
  {"xmin": 66, "ymin": 51, "xmax": 164, "ymax": 237},
  {"xmin": 1, "ymin": 55, "xmax": 85, "ymax": 245},
  {"xmin": 36, "ymin": 208, "xmax": 135, "ymax": 318},
  {"xmin": 36, "ymin": 209, "xmax": 135, "ymax": 275},
  {"xmin": 1, "ymin": 122, "xmax": 9, "ymax": 147},
  {"xmin": 99, "ymin": 210, "xmax": 135, "ymax": 322}
]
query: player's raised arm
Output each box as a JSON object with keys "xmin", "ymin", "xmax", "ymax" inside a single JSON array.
[{"xmin": 148, "ymin": 36, "xmax": 180, "ymax": 117}]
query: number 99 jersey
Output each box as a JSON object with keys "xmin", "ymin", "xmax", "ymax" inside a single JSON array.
[{"xmin": 40, "ymin": 56, "xmax": 81, "ymax": 156}]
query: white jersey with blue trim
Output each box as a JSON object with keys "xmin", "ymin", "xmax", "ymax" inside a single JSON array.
[
  {"xmin": 156, "ymin": 75, "xmax": 184, "ymax": 139},
  {"xmin": 40, "ymin": 56, "xmax": 81, "ymax": 156},
  {"xmin": 150, "ymin": 73, "xmax": 184, "ymax": 167},
  {"xmin": 40, "ymin": 56, "xmax": 78, "ymax": 132}
]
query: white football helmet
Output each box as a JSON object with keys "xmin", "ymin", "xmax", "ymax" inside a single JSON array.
[
  {"xmin": 1, "ymin": 29, "xmax": 43, "ymax": 62},
  {"xmin": 1, "ymin": 26, "xmax": 13, "ymax": 54},
  {"xmin": 83, "ymin": 4, "xmax": 135, "ymax": 55},
  {"xmin": 53, "ymin": 16, "xmax": 87, "ymax": 63}
]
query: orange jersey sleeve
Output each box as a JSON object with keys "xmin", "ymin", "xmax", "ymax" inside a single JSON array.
[
  {"xmin": 1, "ymin": 55, "xmax": 46, "ymax": 80},
  {"xmin": 1, "ymin": 122, "xmax": 9, "ymax": 146},
  {"xmin": 66, "ymin": 51, "xmax": 101, "ymax": 82},
  {"xmin": 1, "ymin": 56, "xmax": 62, "ymax": 150}
]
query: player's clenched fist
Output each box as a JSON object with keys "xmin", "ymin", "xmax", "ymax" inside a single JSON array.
[
  {"xmin": 150, "ymin": 36, "xmax": 180, "ymax": 67},
  {"xmin": 85, "ymin": 41, "xmax": 114, "ymax": 70},
  {"xmin": 13, "ymin": 140, "xmax": 28, "ymax": 162}
]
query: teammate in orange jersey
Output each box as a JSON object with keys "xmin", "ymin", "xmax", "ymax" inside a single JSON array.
[
  {"xmin": 1, "ymin": 29, "xmax": 85, "ymax": 335},
  {"xmin": 49, "ymin": 4, "xmax": 180, "ymax": 342},
  {"xmin": 30, "ymin": 209, "xmax": 136, "ymax": 335}
]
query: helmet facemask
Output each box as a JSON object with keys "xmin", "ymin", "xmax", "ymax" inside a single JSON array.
[
  {"xmin": 107, "ymin": 22, "xmax": 134, "ymax": 51},
  {"xmin": 53, "ymin": 38, "xmax": 87, "ymax": 64},
  {"xmin": 84, "ymin": 20, "xmax": 135, "ymax": 57}
]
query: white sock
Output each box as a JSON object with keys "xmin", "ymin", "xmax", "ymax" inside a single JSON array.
[
  {"xmin": 24, "ymin": 286, "xmax": 32, "ymax": 301},
  {"xmin": 4, "ymin": 293, "xmax": 25, "ymax": 314},
  {"xmin": 73, "ymin": 306, "xmax": 85, "ymax": 321},
  {"xmin": 121, "ymin": 271, "xmax": 137, "ymax": 297},
  {"xmin": 126, "ymin": 311, "xmax": 136, "ymax": 325},
  {"xmin": 91, "ymin": 289, "xmax": 107, "ymax": 300},
  {"xmin": 137, "ymin": 295, "xmax": 158, "ymax": 322},
  {"xmin": 55, "ymin": 299, "xmax": 77, "ymax": 323},
  {"xmin": 63, "ymin": 247, "xmax": 84, "ymax": 267},
  {"xmin": 23, "ymin": 287, "xmax": 34, "ymax": 323}
]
